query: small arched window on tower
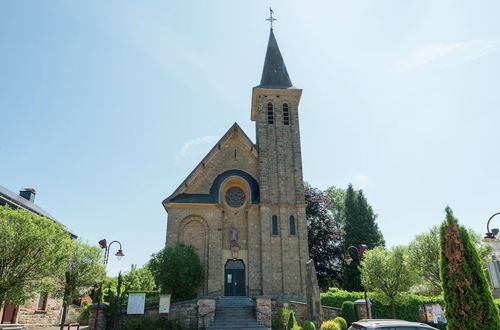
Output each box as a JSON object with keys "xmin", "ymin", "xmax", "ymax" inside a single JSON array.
[
  {"xmin": 267, "ymin": 102, "xmax": 274, "ymax": 124},
  {"xmin": 289, "ymin": 216, "xmax": 296, "ymax": 235},
  {"xmin": 283, "ymin": 103, "xmax": 290, "ymax": 125},
  {"xmin": 272, "ymin": 215, "xmax": 279, "ymax": 235}
]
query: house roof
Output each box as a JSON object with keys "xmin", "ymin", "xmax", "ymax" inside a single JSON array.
[{"xmin": 0, "ymin": 184, "xmax": 77, "ymax": 238}]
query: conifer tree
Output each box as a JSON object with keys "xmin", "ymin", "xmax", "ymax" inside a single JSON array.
[
  {"xmin": 439, "ymin": 206, "xmax": 500, "ymax": 329},
  {"xmin": 341, "ymin": 184, "xmax": 384, "ymax": 291}
]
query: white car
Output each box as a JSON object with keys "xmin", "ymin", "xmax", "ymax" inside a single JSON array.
[{"xmin": 348, "ymin": 319, "xmax": 439, "ymax": 330}]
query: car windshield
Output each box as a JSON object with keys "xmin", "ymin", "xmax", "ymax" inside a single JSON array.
[{"xmin": 348, "ymin": 326, "xmax": 368, "ymax": 330}]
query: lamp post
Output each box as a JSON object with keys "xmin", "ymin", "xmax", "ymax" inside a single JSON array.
[
  {"xmin": 345, "ymin": 244, "xmax": 371, "ymax": 319},
  {"xmin": 94, "ymin": 239, "xmax": 124, "ymax": 330},
  {"xmin": 484, "ymin": 212, "xmax": 500, "ymax": 240}
]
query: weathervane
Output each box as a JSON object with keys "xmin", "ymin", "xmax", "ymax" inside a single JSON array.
[{"xmin": 266, "ymin": 7, "xmax": 277, "ymax": 29}]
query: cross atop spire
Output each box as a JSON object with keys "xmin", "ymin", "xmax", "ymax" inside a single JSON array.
[{"xmin": 266, "ymin": 7, "xmax": 277, "ymax": 29}]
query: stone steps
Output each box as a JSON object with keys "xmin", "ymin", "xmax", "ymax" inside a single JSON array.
[
  {"xmin": 205, "ymin": 297, "xmax": 270, "ymax": 330},
  {"xmin": 0, "ymin": 325, "xmax": 23, "ymax": 330}
]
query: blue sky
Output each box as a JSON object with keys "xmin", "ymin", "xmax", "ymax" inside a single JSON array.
[{"xmin": 1, "ymin": 1, "xmax": 499, "ymax": 276}]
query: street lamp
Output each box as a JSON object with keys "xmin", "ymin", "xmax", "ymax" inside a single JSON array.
[
  {"xmin": 94, "ymin": 239, "xmax": 124, "ymax": 329},
  {"xmin": 345, "ymin": 244, "xmax": 371, "ymax": 319},
  {"xmin": 484, "ymin": 212, "xmax": 500, "ymax": 240}
]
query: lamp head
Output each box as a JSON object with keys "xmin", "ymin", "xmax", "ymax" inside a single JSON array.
[
  {"xmin": 98, "ymin": 239, "xmax": 107, "ymax": 249},
  {"xmin": 485, "ymin": 232, "xmax": 497, "ymax": 240},
  {"xmin": 345, "ymin": 255, "xmax": 353, "ymax": 266},
  {"xmin": 359, "ymin": 244, "xmax": 369, "ymax": 256},
  {"xmin": 115, "ymin": 249, "xmax": 125, "ymax": 260},
  {"xmin": 492, "ymin": 228, "xmax": 499, "ymax": 236}
]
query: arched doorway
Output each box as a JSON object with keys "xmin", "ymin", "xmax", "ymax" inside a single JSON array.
[{"xmin": 224, "ymin": 259, "xmax": 246, "ymax": 296}]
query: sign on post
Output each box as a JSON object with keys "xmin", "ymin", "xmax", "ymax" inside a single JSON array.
[
  {"xmin": 159, "ymin": 294, "xmax": 171, "ymax": 314},
  {"xmin": 127, "ymin": 293, "xmax": 146, "ymax": 314}
]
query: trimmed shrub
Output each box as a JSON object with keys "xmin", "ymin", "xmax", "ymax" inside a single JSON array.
[
  {"xmin": 272, "ymin": 308, "xmax": 294, "ymax": 330},
  {"xmin": 322, "ymin": 288, "xmax": 444, "ymax": 323},
  {"xmin": 340, "ymin": 301, "xmax": 356, "ymax": 326},
  {"xmin": 320, "ymin": 320, "xmax": 340, "ymax": 330},
  {"xmin": 302, "ymin": 320, "xmax": 316, "ymax": 330},
  {"xmin": 333, "ymin": 317, "xmax": 347, "ymax": 330},
  {"xmin": 288, "ymin": 310, "xmax": 299, "ymax": 329}
]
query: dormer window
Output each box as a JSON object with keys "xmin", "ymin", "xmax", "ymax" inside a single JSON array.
[
  {"xmin": 283, "ymin": 103, "xmax": 289, "ymax": 125},
  {"xmin": 267, "ymin": 102, "xmax": 274, "ymax": 124}
]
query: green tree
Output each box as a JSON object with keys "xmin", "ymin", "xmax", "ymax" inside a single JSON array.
[
  {"xmin": 408, "ymin": 225, "xmax": 491, "ymax": 295},
  {"xmin": 305, "ymin": 185, "xmax": 343, "ymax": 289},
  {"xmin": 123, "ymin": 264, "xmax": 156, "ymax": 292},
  {"xmin": 105, "ymin": 272, "xmax": 124, "ymax": 330},
  {"xmin": 360, "ymin": 246, "xmax": 416, "ymax": 318},
  {"xmin": 55, "ymin": 241, "xmax": 106, "ymax": 330},
  {"xmin": 325, "ymin": 186, "xmax": 346, "ymax": 226},
  {"xmin": 0, "ymin": 205, "xmax": 72, "ymax": 306},
  {"xmin": 342, "ymin": 184, "xmax": 384, "ymax": 291},
  {"xmin": 439, "ymin": 207, "xmax": 500, "ymax": 329},
  {"xmin": 148, "ymin": 243, "xmax": 204, "ymax": 302}
]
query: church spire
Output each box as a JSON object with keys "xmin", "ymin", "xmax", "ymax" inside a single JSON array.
[{"xmin": 258, "ymin": 28, "xmax": 293, "ymax": 89}]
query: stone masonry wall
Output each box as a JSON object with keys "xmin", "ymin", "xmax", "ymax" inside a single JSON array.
[
  {"xmin": 271, "ymin": 299, "xmax": 340, "ymax": 324},
  {"xmin": 255, "ymin": 88, "xmax": 308, "ymax": 301},
  {"xmin": 16, "ymin": 296, "xmax": 63, "ymax": 330}
]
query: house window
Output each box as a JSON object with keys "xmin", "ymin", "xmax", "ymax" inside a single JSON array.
[
  {"xmin": 272, "ymin": 215, "xmax": 279, "ymax": 235},
  {"xmin": 289, "ymin": 216, "xmax": 296, "ymax": 235},
  {"xmin": 37, "ymin": 293, "xmax": 48, "ymax": 311},
  {"xmin": 283, "ymin": 103, "xmax": 289, "ymax": 125},
  {"xmin": 267, "ymin": 102, "xmax": 274, "ymax": 124}
]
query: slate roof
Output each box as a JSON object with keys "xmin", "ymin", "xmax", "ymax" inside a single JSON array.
[
  {"xmin": 0, "ymin": 184, "xmax": 77, "ymax": 238},
  {"xmin": 257, "ymin": 28, "xmax": 293, "ymax": 89}
]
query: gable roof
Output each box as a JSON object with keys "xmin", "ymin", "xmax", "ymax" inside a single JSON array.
[
  {"xmin": 0, "ymin": 185, "xmax": 77, "ymax": 238},
  {"xmin": 162, "ymin": 123, "xmax": 257, "ymax": 206}
]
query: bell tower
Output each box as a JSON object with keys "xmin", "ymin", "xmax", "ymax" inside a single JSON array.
[
  {"xmin": 251, "ymin": 28, "xmax": 304, "ymax": 206},
  {"xmin": 251, "ymin": 27, "xmax": 308, "ymax": 300}
]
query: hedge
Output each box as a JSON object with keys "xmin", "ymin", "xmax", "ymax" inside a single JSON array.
[{"xmin": 321, "ymin": 288, "xmax": 444, "ymax": 323}]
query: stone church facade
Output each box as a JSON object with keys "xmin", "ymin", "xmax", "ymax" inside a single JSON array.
[{"xmin": 163, "ymin": 28, "xmax": 309, "ymax": 301}]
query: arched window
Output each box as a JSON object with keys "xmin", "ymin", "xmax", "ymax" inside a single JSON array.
[
  {"xmin": 283, "ymin": 103, "xmax": 289, "ymax": 125},
  {"xmin": 272, "ymin": 215, "xmax": 279, "ymax": 235},
  {"xmin": 289, "ymin": 216, "xmax": 296, "ymax": 235},
  {"xmin": 267, "ymin": 102, "xmax": 274, "ymax": 124}
]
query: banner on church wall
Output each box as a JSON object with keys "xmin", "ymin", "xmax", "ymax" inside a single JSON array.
[
  {"xmin": 127, "ymin": 293, "xmax": 146, "ymax": 314},
  {"xmin": 159, "ymin": 294, "xmax": 171, "ymax": 314}
]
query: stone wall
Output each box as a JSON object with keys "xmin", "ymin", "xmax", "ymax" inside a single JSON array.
[
  {"xmin": 271, "ymin": 299, "xmax": 340, "ymax": 324},
  {"xmin": 115, "ymin": 297, "xmax": 215, "ymax": 330},
  {"xmin": 167, "ymin": 299, "xmax": 199, "ymax": 329},
  {"xmin": 16, "ymin": 296, "xmax": 63, "ymax": 330},
  {"xmin": 88, "ymin": 303, "xmax": 107, "ymax": 330}
]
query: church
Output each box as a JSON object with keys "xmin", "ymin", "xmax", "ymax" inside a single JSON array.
[{"xmin": 163, "ymin": 27, "xmax": 309, "ymax": 301}]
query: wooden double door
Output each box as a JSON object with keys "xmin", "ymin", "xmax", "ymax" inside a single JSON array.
[
  {"xmin": 224, "ymin": 259, "xmax": 246, "ymax": 296},
  {"xmin": 1, "ymin": 305, "xmax": 18, "ymax": 324}
]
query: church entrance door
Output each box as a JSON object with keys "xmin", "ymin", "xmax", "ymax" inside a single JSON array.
[{"xmin": 224, "ymin": 259, "xmax": 245, "ymax": 296}]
